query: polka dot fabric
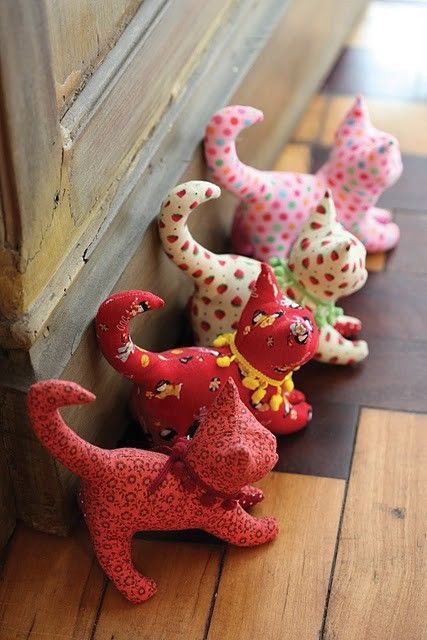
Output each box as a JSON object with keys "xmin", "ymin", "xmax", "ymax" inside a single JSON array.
[
  {"xmin": 95, "ymin": 264, "xmax": 319, "ymax": 441},
  {"xmin": 317, "ymin": 96, "xmax": 402, "ymax": 252},
  {"xmin": 27, "ymin": 378, "xmax": 278, "ymax": 604},
  {"xmin": 158, "ymin": 180, "xmax": 262, "ymax": 346},
  {"xmin": 204, "ymin": 97, "xmax": 402, "ymax": 257},
  {"xmin": 271, "ymin": 191, "xmax": 369, "ymax": 365}
]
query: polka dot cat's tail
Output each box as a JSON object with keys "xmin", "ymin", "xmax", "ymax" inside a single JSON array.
[{"xmin": 204, "ymin": 105, "xmax": 272, "ymax": 199}]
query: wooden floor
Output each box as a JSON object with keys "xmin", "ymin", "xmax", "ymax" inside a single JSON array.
[{"xmin": 2, "ymin": 2, "xmax": 427, "ymax": 638}]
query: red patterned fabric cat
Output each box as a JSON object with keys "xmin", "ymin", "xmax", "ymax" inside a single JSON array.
[
  {"xmin": 28, "ymin": 378, "xmax": 279, "ymax": 604},
  {"xmin": 96, "ymin": 264, "xmax": 319, "ymax": 443}
]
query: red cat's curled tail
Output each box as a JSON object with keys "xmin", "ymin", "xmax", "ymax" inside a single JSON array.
[{"xmin": 28, "ymin": 380, "xmax": 109, "ymax": 481}]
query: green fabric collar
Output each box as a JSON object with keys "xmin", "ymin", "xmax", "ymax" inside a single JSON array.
[{"xmin": 270, "ymin": 257, "xmax": 343, "ymax": 329}]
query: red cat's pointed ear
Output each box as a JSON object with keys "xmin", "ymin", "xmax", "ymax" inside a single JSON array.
[
  {"xmin": 213, "ymin": 377, "xmax": 241, "ymax": 416},
  {"xmin": 236, "ymin": 263, "xmax": 280, "ymax": 329}
]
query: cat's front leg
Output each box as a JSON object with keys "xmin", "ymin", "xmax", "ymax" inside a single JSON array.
[
  {"xmin": 239, "ymin": 484, "xmax": 264, "ymax": 509},
  {"xmin": 205, "ymin": 505, "xmax": 278, "ymax": 546},
  {"xmin": 334, "ymin": 314, "xmax": 362, "ymax": 338}
]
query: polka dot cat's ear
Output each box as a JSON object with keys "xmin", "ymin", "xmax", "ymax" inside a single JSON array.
[
  {"xmin": 335, "ymin": 95, "xmax": 371, "ymax": 142},
  {"xmin": 309, "ymin": 190, "xmax": 337, "ymax": 231},
  {"xmin": 350, "ymin": 95, "xmax": 370, "ymax": 123}
]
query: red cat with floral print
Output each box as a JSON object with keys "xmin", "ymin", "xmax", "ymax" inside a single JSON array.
[
  {"xmin": 96, "ymin": 264, "xmax": 319, "ymax": 444},
  {"xmin": 27, "ymin": 378, "xmax": 279, "ymax": 604}
]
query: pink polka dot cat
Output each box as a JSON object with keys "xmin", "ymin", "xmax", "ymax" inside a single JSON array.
[
  {"xmin": 204, "ymin": 96, "xmax": 402, "ymax": 257},
  {"xmin": 28, "ymin": 378, "xmax": 278, "ymax": 604}
]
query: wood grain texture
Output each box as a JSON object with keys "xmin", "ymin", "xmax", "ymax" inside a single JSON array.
[
  {"xmin": 0, "ymin": 444, "xmax": 15, "ymax": 550},
  {"xmin": 94, "ymin": 541, "xmax": 222, "ymax": 640},
  {"xmin": 324, "ymin": 409, "xmax": 427, "ymax": 640},
  {"xmin": 0, "ymin": 523, "xmax": 104, "ymax": 639},
  {"xmin": 366, "ymin": 252, "xmax": 386, "ymax": 272},
  {"xmin": 344, "ymin": 271, "xmax": 427, "ymax": 342},
  {"xmin": 299, "ymin": 337, "xmax": 427, "ymax": 414},
  {"xmin": 388, "ymin": 210, "xmax": 427, "ymax": 275},
  {"xmin": 207, "ymin": 472, "xmax": 345, "ymax": 640},
  {"xmin": 275, "ymin": 401, "xmax": 359, "ymax": 479},
  {"xmin": 0, "ymin": 386, "xmax": 78, "ymax": 534},
  {"xmin": 64, "ymin": 0, "xmax": 235, "ymax": 223},
  {"xmin": 274, "ymin": 143, "xmax": 311, "ymax": 173},
  {"xmin": 292, "ymin": 94, "xmax": 328, "ymax": 143},
  {"xmin": 46, "ymin": 0, "xmax": 143, "ymax": 114},
  {"xmin": 0, "ymin": 0, "xmax": 63, "ymax": 319}
]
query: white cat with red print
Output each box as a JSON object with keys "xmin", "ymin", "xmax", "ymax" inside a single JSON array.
[
  {"xmin": 271, "ymin": 190, "xmax": 369, "ymax": 365},
  {"xmin": 158, "ymin": 180, "xmax": 262, "ymax": 346}
]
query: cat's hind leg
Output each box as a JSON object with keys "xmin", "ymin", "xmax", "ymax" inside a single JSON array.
[
  {"xmin": 371, "ymin": 206, "xmax": 393, "ymax": 224},
  {"xmin": 361, "ymin": 214, "xmax": 400, "ymax": 253},
  {"xmin": 89, "ymin": 522, "xmax": 157, "ymax": 604}
]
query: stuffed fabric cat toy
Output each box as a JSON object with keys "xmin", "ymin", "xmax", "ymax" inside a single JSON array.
[
  {"xmin": 271, "ymin": 190, "xmax": 368, "ymax": 365},
  {"xmin": 28, "ymin": 378, "xmax": 279, "ymax": 604},
  {"xmin": 96, "ymin": 264, "xmax": 319, "ymax": 441},
  {"xmin": 159, "ymin": 181, "xmax": 364, "ymax": 365},
  {"xmin": 205, "ymin": 96, "xmax": 402, "ymax": 256}
]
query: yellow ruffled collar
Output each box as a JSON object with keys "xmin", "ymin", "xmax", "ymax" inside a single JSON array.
[{"xmin": 212, "ymin": 333, "xmax": 294, "ymax": 412}]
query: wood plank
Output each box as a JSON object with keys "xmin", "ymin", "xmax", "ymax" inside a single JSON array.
[
  {"xmin": 0, "ymin": 0, "xmax": 63, "ymax": 318},
  {"xmin": 207, "ymin": 472, "xmax": 345, "ymax": 640},
  {"xmin": 46, "ymin": 0, "xmax": 143, "ymax": 114},
  {"xmin": 344, "ymin": 271, "xmax": 427, "ymax": 342},
  {"xmin": 0, "ymin": 523, "xmax": 104, "ymax": 639},
  {"xmin": 379, "ymin": 153, "xmax": 427, "ymax": 212},
  {"xmin": 366, "ymin": 252, "xmax": 386, "ymax": 272},
  {"xmin": 324, "ymin": 409, "xmax": 427, "ymax": 640},
  {"xmin": 322, "ymin": 47, "xmax": 418, "ymax": 101},
  {"xmin": 0, "ymin": 444, "xmax": 15, "ymax": 550},
  {"xmin": 0, "ymin": 0, "xmax": 289, "ymax": 350},
  {"xmin": 292, "ymin": 94, "xmax": 328, "ymax": 143},
  {"xmin": 298, "ymin": 337, "xmax": 427, "ymax": 414},
  {"xmin": 389, "ymin": 210, "xmax": 427, "ymax": 275},
  {"xmin": 274, "ymin": 143, "xmax": 311, "ymax": 173},
  {"xmin": 94, "ymin": 540, "xmax": 222, "ymax": 640},
  {"xmin": 275, "ymin": 401, "xmax": 359, "ymax": 480},
  {"xmin": 64, "ymin": 0, "xmax": 235, "ymax": 223}
]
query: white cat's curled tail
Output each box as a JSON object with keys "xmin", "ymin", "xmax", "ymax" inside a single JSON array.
[{"xmin": 158, "ymin": 180, "xmax": 221, "ymax": 278}]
